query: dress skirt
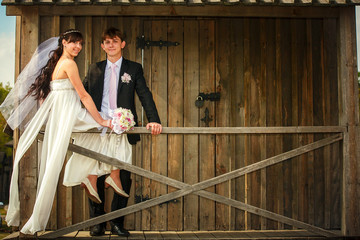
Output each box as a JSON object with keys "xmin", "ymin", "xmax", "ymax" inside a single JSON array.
[{"xmin": 63, "ymin": 132, "xmax": 132, "ymax": 187}]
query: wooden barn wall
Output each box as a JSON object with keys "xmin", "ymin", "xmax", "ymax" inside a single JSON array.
[{"xmin": 37, "ymin": 16, "xmax": 341, "ymax": 231}]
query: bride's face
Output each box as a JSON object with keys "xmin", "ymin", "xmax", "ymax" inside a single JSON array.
[{"xmin": 63, "ymin": 40, "xmax": 82, "ymax": 58}]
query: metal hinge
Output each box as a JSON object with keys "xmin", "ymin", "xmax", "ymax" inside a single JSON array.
[
  {"xmin": 135, "ymin": 194, "xmax": 179, "ymax": 205},
  {"xmin": 136, "ymin": 35, "xmax": 180, "ymax": 50}
]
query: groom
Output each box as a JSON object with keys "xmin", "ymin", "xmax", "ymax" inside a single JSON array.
[{"xmin": 84, "ymin": 27, "xmax": 162, "ymax": 236}]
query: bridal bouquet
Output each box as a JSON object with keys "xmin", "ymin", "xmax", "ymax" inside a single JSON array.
[{"xmin": 109, "ymin": 107, "xmax": 135, "ymax": 134}]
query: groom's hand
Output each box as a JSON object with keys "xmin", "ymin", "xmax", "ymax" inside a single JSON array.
[{"xmin": 146, "ymin": 122, "xmax": 162, "ymax": 135}]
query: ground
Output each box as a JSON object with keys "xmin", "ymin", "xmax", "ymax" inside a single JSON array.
[{"xmin": 0, "ymin": 207, "xmax": 11, "ymax": 239}]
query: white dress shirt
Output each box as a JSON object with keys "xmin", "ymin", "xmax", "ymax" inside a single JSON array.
[{"xmin": 101, "ymin": 57, "xmax": 123, "ymax": 116}]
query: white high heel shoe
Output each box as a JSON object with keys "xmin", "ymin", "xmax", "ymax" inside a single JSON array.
[
  {"xmin": 105, "ymin": 176, "xmax": 129, "ymax": 198},
  {"xmin": 81, "ymin": 178, "xmax": 102, "ymax": 204}
]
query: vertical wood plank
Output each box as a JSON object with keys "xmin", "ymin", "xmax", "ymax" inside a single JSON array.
[
  {"xmin": 75, "ymin": 16, "xmax": 86, "ymax": 80},
  {"xmin": 92, "ymin": 17, "xmax": 107, "ymax": 63},
  {"xmin": 76, "ymin": 17, "xmax": 92, "ymax": 80},
  {"xmin": 150, "ymin": 20, "xmax": 168, "ymax": 230},
  {"xmin": 266, "ymin": 18, "xmax": 283, "ymax": 230},
  {"xmin": 274, "ymin": 19, "xmax": 284, "ymax": 230},
  {"xmin": 40, "ymin": 16, "xmax": 59, "ymax": 42},
  {"xmin": 305, "ymin": 19, "xmax": 315, "ymax": 227},
  {"xmin": 107, "ymin": 16, "xmax": 118, "ymax": 30},
  {"xmin": 290, "ymin": 18, "xmax": 304, "ymax": 229},
  {"xmin": 319, "ymin": 17, "xmax": 333, "ymax": 227},
  {"xmin": 133, "ymin": 17, "xmax": 144, "ymax": 232},
  {"xmin": 311, "ymin": 19, "xmax": 325, "ymax": 229},
  {"xmin": 123, "ymin": 17, "xmax": 140, "ymax": 62},
  {"xmin": 140, "ymin": 20, "xmax": 152, "ymax": 231},
  {"xmin": 132, "ymin": 16, "xmax": 145, "ymax": 131},
  {"xmin": 248, "ymin": 18, "xmax": 262, "ymax": 230},
  {"xmin": 265, "ymin": 17, "xmax": 278, "ymax": 230},
  {"xmin": 259, "ymin": 18, "xmax": 267, "ymax": 230},
  {"xmin": 60, "ymin": 17, "xmax": 75, "ymax": 33},
  {"xmin": 297, "ymin": 18, "xmax": 315, "ymax": 226},
  {"xmin": 167, "ymin": 20, "xmax": 184, "ymax": 231},
  {"xmin": 231, "ymin": 18, "xmax": 246, "ymax": 231},
  {"xmin": 279, "ymin": 19, "xmax": 292, "ymax": 230},
  {"xmin": 14, "ymin": 16, "xmax": 21, "ymax": 83},
  {"xmin": 199, "ymin": 19, "xmax": 216, "ymax": 230},
  {"xmin": 215, "ymin": 18, "xmax": 231, "ymax": 230},
  {"xmin": 292, "ymin": 19, "xmax": 308, "ymax": 228},
  {"xmin": 19, "ymin": 7, "xmax": 39, "ymax": 231},
  {"xmin": 323, "ymin": 18, "xmax": 341, "ymax": 230},
  {"xmin": 183, "ymin": 20, "xmax": 199, "ymax": 231},
  {"xmin": 243, "ymin": 18, "xmax": 250, "ymax": 230},
  {"xmin": 339, "ymin": 7, "xmax": 360, "ymax": 236},
  {"xmin": 298, "ymin": 19, "xmax": 308, "ymax": 226}
]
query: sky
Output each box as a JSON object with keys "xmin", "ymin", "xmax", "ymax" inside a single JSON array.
[
  {"xmin": 0, "ymin": 5, "xmax": 360, "ymax": 88},
  {"xmin": 0, "ymin": 4, "xmax": 15, "ymax": 87}
]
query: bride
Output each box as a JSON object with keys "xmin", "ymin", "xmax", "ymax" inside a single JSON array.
[{"xmin": 0, "ymin": 29, "xmax": 112, "ymax": 234}]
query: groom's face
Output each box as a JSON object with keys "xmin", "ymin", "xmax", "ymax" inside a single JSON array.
[{"xmin": 101, "ymin": 36, "xmax": 126, "ymax": 59}]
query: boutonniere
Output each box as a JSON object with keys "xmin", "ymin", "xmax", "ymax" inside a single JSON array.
[{"xmin": 121, "ymin": 73, "xmax": 132, "ymax": 84}]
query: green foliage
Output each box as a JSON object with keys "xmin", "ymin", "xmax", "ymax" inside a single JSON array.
[{"xmin": 0, "ymin": 83, "xmax": 12, "ymax": 157}]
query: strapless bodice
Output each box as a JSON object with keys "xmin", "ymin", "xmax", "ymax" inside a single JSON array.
[{"xmin": 50, "ymin": 79, "xmax": 74, "ymax": 91}]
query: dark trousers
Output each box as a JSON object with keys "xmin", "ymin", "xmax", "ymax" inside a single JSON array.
[{"xmin": 88, "ymin": 170, "xmax": 132, "ymax": 228}]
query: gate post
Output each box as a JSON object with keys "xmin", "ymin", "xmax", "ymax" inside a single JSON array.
[
  {"xmin": 339, "ymin": 6, "xmax": 360, "ymax": 237},
  {"xmin": 17, "ymin": 6, "xmax": 39, "ymax": 235}
]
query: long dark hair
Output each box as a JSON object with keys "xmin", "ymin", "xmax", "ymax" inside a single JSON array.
[{"xmin": 27, "ymin": 29, "xmax": 83, "ymax": 100}]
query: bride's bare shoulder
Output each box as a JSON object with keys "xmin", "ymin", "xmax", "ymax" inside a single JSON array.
[{"xmin": 62, "ymin": 58, "xmax": 78, "ymax": 70}]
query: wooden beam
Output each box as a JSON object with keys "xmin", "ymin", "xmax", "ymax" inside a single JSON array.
[
  {"xmin": 339, "ymin": 6, "xmax": 360, "ymax": 236},
  {"xmin": 82, "ymin": 126, "xmax": 346, "ymax": 134},
  {"xmin": 40, "ymin": 134, "xmax": 342, "ymax": 238},
  {"xmin": 6, "ymin": 5, "xmax": 340, "ymax": 18},
  {"xmin": 12, "ymin": 16, "xmax": 21, "ymax": 168},
  {"xmin": 18, "ymin": 7, "xmax": 39, "ymax": 233}
]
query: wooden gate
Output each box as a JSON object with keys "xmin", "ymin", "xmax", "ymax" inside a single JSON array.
[
  {"xmin": 132, "ymin": 18, "xmax": 342, "ymax": 231},
  {"xmin": 34, "ymin": 16, "xmax": 344, "ymax": 233},
  {"xmin": 39, "ymin": 127, "xmax": 343, "ymax": 238}
]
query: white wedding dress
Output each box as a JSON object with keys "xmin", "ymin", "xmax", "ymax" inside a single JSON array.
[
  {"xmin": 63, "ymin": 131, "xmax": 132, "ymax": 187},
  {"xmin": 6, "ymin": 79, "xmax": 99, "ymax": 234},
  {"xmin": 6, "ymin": 78, "xmax": 132, "ymax": 234}
]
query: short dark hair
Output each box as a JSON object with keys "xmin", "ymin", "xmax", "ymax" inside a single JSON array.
[{"xmin": 102, "ymin": 27, "xmax": 125, "ymax": 42}]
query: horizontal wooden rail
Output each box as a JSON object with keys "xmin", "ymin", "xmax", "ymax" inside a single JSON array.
[{"xmin": 80, "ymin": 126, "xmax": 347, "ymax": 134}]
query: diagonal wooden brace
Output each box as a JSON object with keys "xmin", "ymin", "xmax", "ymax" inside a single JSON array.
[{"xmin": 41, "ymin": 134, "xmax": 342, "ymax": 238}]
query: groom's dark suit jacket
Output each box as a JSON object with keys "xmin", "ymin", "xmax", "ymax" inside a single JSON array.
[{"xmin": 84, "ymin": 58, "xmax": 161, "ymax": 145}]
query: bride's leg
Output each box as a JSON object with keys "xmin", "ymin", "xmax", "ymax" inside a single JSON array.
[
  {"xmin": 105, "ymin": 169, "xmax": 129, "ymax": 198},
  {"xmin": 81, "ymin": 175, "xmax": 102, "ymax": 203},
  {"xmin": 87, "ymin": 175, "xmax": 98, "ymax": 191},
  {"xmin": 109, "ymin": 169, "xmax": 123, "ymax": 190}
]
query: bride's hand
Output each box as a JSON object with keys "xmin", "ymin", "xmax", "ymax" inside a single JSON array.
[{"xmin": 102, "ymin": 119, "xmax": 112, "ymax": 129}]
